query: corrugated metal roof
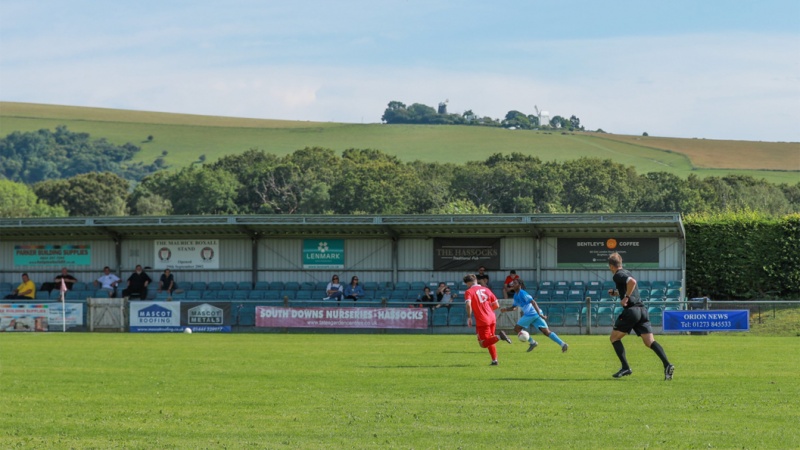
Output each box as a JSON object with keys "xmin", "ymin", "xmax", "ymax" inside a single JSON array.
[{"xmin": 0, "ymin": 213, "xmax": 684, "ymax": 240}]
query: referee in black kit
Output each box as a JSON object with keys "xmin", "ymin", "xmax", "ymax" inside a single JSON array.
[{"xmin": 607, "ymin": 252, "xmax": 675, "ymax": 380}]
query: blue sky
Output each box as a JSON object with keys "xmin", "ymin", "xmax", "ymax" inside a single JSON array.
[{"xmin": 1, "ymin": 0, "xmax": 799, "ymax": 142}]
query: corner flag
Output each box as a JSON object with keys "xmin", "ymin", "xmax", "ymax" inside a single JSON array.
[{"xmin": 59, "ymin": 278, "xmax": 67, "ymax": 332}]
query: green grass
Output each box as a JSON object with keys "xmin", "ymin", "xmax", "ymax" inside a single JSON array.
[
  {"xmin": 1, "ymin": 333, "xmax": 798, "ymax": 449},
  {"xmin": 2, "ymin": 102, "xmax": 797, "ymax": 184}
]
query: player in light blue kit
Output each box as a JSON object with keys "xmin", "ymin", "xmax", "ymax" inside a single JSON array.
[{"xmin": 500, "ymin": 280, "xmax": 569, "ymax": 353}]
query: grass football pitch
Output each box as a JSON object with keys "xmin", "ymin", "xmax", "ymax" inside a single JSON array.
[{"xmin": 1, "ymin": 333, "xmax": 798, "ymax": 449}]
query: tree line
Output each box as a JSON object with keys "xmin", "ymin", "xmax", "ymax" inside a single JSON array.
[
  {"xmin": 381, "ymin": 101, "xmax": 584, "ymax": 131},
  {"xmin": 0, "ymin": 126, "xmax": 164, "ymax": 184},
  {"xmin": 2, "ymin": 145, "xmax": 798, "ymax": 218}
]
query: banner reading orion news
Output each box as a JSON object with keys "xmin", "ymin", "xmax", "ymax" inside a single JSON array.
[
  {"xmin": 663, "ymin": 310, "xmax": 749, "ymax": 332},
  {"xmin": 256, "ymin": 306, "xmax": 428, "ymax": 329}
]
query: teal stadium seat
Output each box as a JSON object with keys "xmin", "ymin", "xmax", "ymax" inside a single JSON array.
[
  {"xmin": 650, "ymin": 281, "xmax": 667, "ymax": 291},
  {"xmin": 269, "ymin": 281, "xmax": 285, "ymax": 291},
  {"xmin": 432, "ymin": 308, "xmax": 449, "ymax": 326},
  {"xmin": 448, "ymin": 304, "xmax": 467, "ymax": 326},
  {"xmin": 253, "ymin": 281, "xmax": 270, "ymax": 290},
  {"xmin": 207, "ymin": 282, "xmax": 223, "ymax": 291},
  {"xmin": 222, "ymin": 281, "xmax": 238, "ymax": 291},
  {"xmin": 648, "ymin": 306, "xmax": 663, "ymax": 326},
  {"xmin": 238, "ymin": 281, "xmax": 253, "ymax": 290},
  {"xmin": 191, "ymin": 282, "xmax": 207, "ymax": 291},
  {"xmin": 284, "ymin": 282, "xmax": 300, "ymax": 291},
  {"xmin": 248, "ymin": 290, "xmax": 266, "ymax": 300},
  {"xmin": 596, "ymin": 306, "xmax": 615, "ymax": 326}
]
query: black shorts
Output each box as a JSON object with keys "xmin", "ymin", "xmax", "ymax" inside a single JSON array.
[{"xmin": 613, "ymin": 306, "xmax": 653, "ymax": 336}]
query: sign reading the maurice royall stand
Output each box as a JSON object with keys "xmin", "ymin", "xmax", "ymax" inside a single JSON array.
[
  {"xmin": 13, "ymin": 245, "xmax": 91, "ymax": 266},
  {"xmin": 433, "ymin": 238, "xmax": 500, "ymax": 271},
  {"xmin": 303, "ymin": 239, "xmax": 344, "ymax": 269},
  {"xmin": 557, "ymin": 238, "xmax": 659, "ymax": 268},
  {"xmin": 154, "ymin": 239, "xmax": 219, "ymax": 270},
  {"xmin": 663, "ymin": 310, "xmax": 749, "ymax": 332}
]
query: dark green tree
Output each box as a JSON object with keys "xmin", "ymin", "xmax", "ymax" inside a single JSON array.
[{"xmin": 34, "ymin": 172, "xmax": 130, "ymax": 216}]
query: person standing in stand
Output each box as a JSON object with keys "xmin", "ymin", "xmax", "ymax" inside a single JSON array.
[{"xmin": 464, "ymin": 273, "xmax": 511, "ymax": 366}]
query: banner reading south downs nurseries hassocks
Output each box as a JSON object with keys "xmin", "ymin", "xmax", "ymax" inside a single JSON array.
[
  {"xmin": 303, "ymin": 239, "xmax": 344, "ymax": 269},
  {"xmin": 154, "ymin": 240, "xmax": 219, "ymax": 270}
]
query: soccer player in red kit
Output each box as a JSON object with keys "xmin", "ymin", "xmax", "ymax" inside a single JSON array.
[{"xmin": 464, "ymin": 273, "xmax": 512, "ymax": 365}]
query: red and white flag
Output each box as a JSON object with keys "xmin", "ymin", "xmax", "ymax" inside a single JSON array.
[{"xmin": 59, "ymin": 278, "xmax": 67, "ymax": 302}]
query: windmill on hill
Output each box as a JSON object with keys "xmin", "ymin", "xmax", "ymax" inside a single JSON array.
[
  {"xmin": 534, "ymin": 105, "xmax": 550, "ymax": 128},
  {"xmin": 438, "ymin": 99, "xmax": 449, "ymax": 114}
]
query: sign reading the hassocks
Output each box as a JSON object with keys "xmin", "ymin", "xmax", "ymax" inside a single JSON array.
[{"xmin": 433, "ymin": 238, "xmax": 500, "ymax": 271}]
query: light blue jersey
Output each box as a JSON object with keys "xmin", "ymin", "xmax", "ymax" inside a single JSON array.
[
  {"xmin": 513, "ymin": 289, "xmax": 548, "ymax": 331},
  {"xmin": 513, "ymin": 289, "xmax": 540, "ymax": 318}
]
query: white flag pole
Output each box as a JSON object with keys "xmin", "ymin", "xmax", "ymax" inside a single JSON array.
[{"xmin": 59, "ymin": 278, "xmax": 67, "ymax": 332}]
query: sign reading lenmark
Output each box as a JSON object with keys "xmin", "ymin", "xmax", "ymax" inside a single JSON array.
[
  {"xmin": 303, "ymin": 239, "xmax": 344, "ymax": 269},
  {"xmin": 557, "ymin": 238, "xmax": 659, "ymax": 268},
  {"xmin": 433, "ymin": 238, "xmax": 500, "ymax": 271}
]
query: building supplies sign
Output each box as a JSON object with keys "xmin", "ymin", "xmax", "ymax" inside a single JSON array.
[
  {"xmin": 557, "ymin": 238, "xmax": 659, "ymax": 268},
  {"xmin": 47, "ymin": 303, "xmax": 85, "ymax": 327},
  {"xmin": 14, "ymin": 245, "xmax": 91, "ymax": 266},
  {"xmin": 256, "ymin": 306, "xmax": 428, "ymax": 329},
  {"xmin": 129, "ymin": 301, "xmax": 182, "ymax": 332},
  {"xmin": 0, "ymin": 304, "xmax": 50, "ymax": 331},
  {"xmin": 154, "ymin": 240, "xmax": 219, "ymax": 270},
  {"xmin": 434, "ymin": 238, "xmax": 500, "ymax": 271},
  {"xmin": 303, "ymin": 239, "xmax": 344, "ymax": 269},
  {"xmin": 181, "ymin": 302, "xmax": 231, "ymax": 332}
]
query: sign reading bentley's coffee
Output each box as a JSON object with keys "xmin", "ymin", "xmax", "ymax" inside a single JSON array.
[
  {"xmin": 557, "ymin": 238, "xmax": 659, "ymax": 268},
  {"xmin": 433, "ymin": 238, "xmax": 500, "ymax": 271}
]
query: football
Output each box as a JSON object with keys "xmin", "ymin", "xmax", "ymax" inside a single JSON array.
[
  {"xmin": 517, "ymin": 330, "xmax": 530, "ymax": 342},
  {"xmin": 184, "ymin": 328, "xmax": 192, "ymax": 334}
]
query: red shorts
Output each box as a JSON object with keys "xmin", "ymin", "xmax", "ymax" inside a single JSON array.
[{"xmin": 476, "ymin": 322, "xmax": 496, "ymax": 344}]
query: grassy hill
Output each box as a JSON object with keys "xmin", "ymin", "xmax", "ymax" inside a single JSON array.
[{"xmin": 2, "ymin": 102, "xmax": 798, "ymax": 184}]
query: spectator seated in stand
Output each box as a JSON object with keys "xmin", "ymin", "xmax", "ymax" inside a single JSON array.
[
  {"xmin": 122, "ymin": 265, "xmax": 152, "ymax": 300},
  {"xmin": 41, "ymin": 267, "xmax": 78, "ymax": 293},
  {"xmin": 344, "ymin": 276, "xmax": 366, "ymax": 301},
  {"xmin": 94, "ymin": 266, "xmax": 120, "ymax": 298},
  {"xmin": 323, "ymin": 275, "xmax": 343, "ymax": 301}
]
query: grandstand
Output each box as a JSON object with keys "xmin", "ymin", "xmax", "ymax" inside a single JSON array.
[{"xmin": 0, "ymin": 213, "xmax": 686, "ymax": 333}]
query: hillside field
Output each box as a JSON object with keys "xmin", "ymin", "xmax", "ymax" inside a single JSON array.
[{"xmin": 1, "ymin": 102, "xmax": 798, "ymax": 184}]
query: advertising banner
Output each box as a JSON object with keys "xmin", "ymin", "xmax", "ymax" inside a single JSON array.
[
  {"xmin": 13, "ymin": 245, "xmax": 91, "ymax": 266},
  {"xmin": 47, "ymin": 302, "xmax": 85, "ymax": 327},
  {"xmin": 663, "ymin": 310, "xmax": 749, "ymax": 332},
  {"xmin": 129, "ymin": 301, "xmax": 182, "ymax": 332},
  {"xmin": 256, "ymin": 306, "xmax": 428, "ymax": 329},
  {"xmin": 181, "ymin": 302, "xmax": 231, "ymax": 332},
  {"xmin": 154, "ymin": 240, "xmax": 219, "ymax": 270},
  {"xmin": 0, "ymin": 304, "xmax": 50, "ymax": 331},
  {"xmin": 303, "ymin": 239, "xmax": 345, "ymax": 269},
  {"xmin": 557, "ymin": 238, "xmax": 659, "ymax": 268},
  {"xmin": 433, "ymin": 238, "xmax": 500, "ymax": 271}
]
